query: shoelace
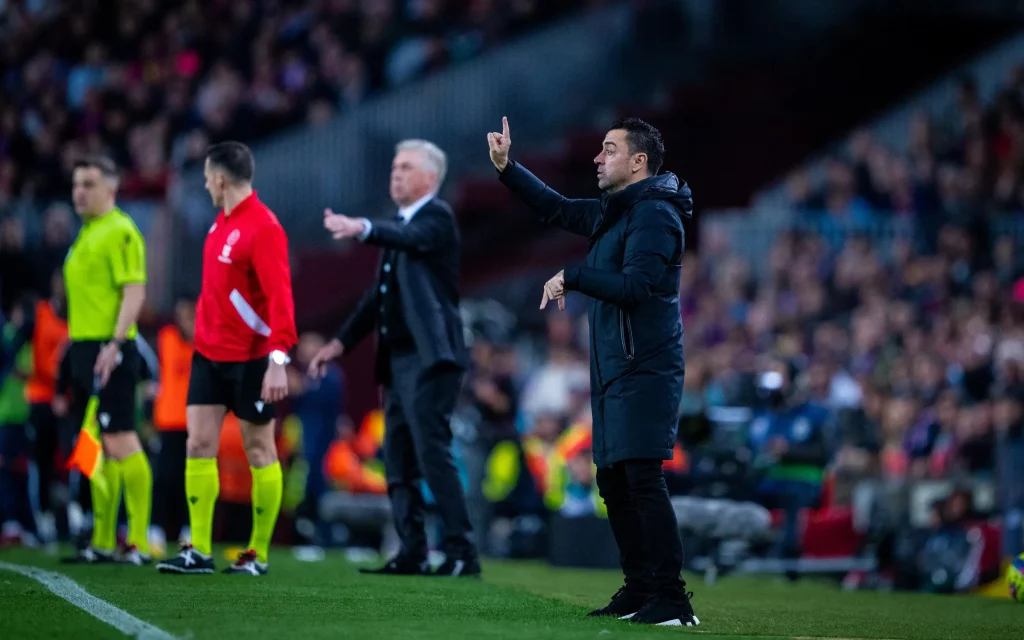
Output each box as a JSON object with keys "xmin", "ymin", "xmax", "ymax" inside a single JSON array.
[{"xmin": 234, "ymin": 549, "xmax": 258, "ymax": 566}]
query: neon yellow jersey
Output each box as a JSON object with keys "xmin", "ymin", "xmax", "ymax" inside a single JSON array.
[{"xmin": 64, "ymin": 208, "xmax": 146, "ymax": 341}]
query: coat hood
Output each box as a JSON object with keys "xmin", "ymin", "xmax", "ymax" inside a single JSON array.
[{"xmin": 605, "ymin": 172, "xmax": 694, "ymax": 220}]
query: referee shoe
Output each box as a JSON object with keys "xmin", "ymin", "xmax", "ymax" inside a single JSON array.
[
  {"xmin": 60, "ymin": 545, "xmax": 115, "ymax": 564},
  {"xmin": 156, "ymin": 543, "xmax": 215, "ymax": 575},
  {"xmin": 222, "ymin": 549, "xmax": 268, "ymax": 576}
]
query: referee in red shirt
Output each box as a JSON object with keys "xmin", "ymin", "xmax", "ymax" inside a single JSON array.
[{"xmin": 157, "ymin": 142, "xmax": 297, "ymax": 577}]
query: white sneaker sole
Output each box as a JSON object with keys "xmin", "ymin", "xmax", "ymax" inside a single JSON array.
[
  {"xmin": 155, "ymin": 564, "xmax": 214, "ymax": 575},
  {"xmin": 619, "ymin": 612, "xmax": 638, "ymax": 620},
  {"xmin": 655, "ymin": 616, "xmax": 700, "ymax": 627}
]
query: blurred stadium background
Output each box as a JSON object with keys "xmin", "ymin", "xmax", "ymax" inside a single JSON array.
[{"xmin": 3, "ymin": 0, "xmax": 1024, "ymax": 623}]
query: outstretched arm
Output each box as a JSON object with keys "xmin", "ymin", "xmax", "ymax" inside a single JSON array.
[
  {"xmin": 563, "ymin": 202, "xmax": 682, "ymax": 309},
  {"xmin": 360, "ymin": 207, "xmax": 453, "ymax": 253}
]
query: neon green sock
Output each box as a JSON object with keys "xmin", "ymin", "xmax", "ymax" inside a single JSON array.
[
  {"xmin": 185, "ymin": 458, "xmax": 219, "ymax": 556},
  {"xmin": 119, "ymin": 451, "xmax": 152, "ymax": 554},
  {"xmin": 90, "ymin": 459, "xmax": 122, "ymax": 553},
  {"xmin": 248, "ymin": 462, "xmax": 282, "ymax": 564}
]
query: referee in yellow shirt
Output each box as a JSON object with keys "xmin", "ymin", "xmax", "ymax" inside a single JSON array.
[{"xmin": 61, "ymin": 155, "xmax": 153, "ymax": 565}]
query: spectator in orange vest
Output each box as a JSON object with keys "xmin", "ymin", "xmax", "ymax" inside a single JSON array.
[
  {"xmin": 324, "ymin": 414, "xmax": 386, "ymax": 495},
  {"xmin": 152, "ymin": 294, "xmax": 195, "ymax": 547},
  {"xmin": 23, "ymin": 270, "xmax": 68, "ymax": 544}
]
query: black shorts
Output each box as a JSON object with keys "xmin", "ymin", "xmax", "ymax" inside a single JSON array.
[
  {"xmin": 66, "ymin": 340, "xmax": 141, "ymax": 435},
  {"xmin": 186, "ymin": 352, "xmax": 275, "ymax": 425}
]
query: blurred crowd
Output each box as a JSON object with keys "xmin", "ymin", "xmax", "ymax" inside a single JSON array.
[
  {"xmin": 786, "ymin": 70, "xmax": 1024, "ymax": 224},
  {"xmin": 0, "ymin": 0, "xmax": 598, "ymax": 206}
]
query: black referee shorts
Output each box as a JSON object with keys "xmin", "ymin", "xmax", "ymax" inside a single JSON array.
[
  {"xmin": 186, "ymin": 352, "xmax": 275, "ymax": 425},
  {"xmin": 66, "ymin": 340, "xmax": 141, "ymax": 435}
]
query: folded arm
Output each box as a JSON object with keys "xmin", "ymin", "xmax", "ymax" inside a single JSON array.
[
  {"xmin": 563, "ymin": 202, "xmax": 682, "ymax": 309},
  {"xmin": 780, "ymin": 426, "xmax": 830, "ymax": 467},
  {"xmin": 498, "ymin": 160, "xmax": 601, "ymax": 237}
]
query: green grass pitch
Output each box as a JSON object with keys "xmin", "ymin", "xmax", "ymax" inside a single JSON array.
[{"xmin": 0, "ymin": 546, "xmax": 1019, "ymax": 639}]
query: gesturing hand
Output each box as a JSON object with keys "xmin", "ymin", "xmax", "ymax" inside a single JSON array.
[
  {"xmin": 324, "ymin": 208, "xmax": 368, "ymax": 240},
  {"xmin": 540, "ymin": 270, "xmax": 565, "ymax": 311},
  {"xmin": 487, "ymin": 116, "xmax": 511, "ymax": 172}
]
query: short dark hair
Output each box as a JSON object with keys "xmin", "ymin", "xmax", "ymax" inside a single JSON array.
[
  {"xmin": 609, "ymin": 117, "xmax": 665, "ymax": 176},
  {"xmin": 205, "ymin": 141, "xmax": 255, "ymax": 183},
  {"xmin": 73, "ymin": 154, "xmax": 119, "ymax": 180}
]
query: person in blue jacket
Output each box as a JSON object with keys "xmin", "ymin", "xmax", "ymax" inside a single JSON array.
[{"xmin": 748, "ymin": 358, "xmax": 832, "ymax": 575}]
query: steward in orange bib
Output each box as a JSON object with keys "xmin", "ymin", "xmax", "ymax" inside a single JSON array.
[
  {"xmin": 24, "ymin": 270, "xmax": 69, "ymax": 542},
  {"xmin": 152, "ymin": 295, "xmax": 196, "ymax": 546}
]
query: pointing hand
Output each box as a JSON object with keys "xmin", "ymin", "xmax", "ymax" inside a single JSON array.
[{"xmin": 487, "ymin": 116, "xmax": 511, "ymax": 172}]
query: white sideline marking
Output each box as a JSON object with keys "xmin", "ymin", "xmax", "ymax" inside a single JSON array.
[{"xmin": 0, "ymin": 561, "xmax": 176, "ymax": 639}]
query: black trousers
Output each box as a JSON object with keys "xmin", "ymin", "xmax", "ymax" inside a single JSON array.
[
  {"xmin": 383, "ymin": 352, "xmax": 474, "ymax": 560},
  {"xmin": 28, "ymin": 403, "xmax": 59, "ymax": 514},
  {"xmin": 596, "ymin": 459, "xmax": 686, "ymax": 596},
  {"xmin": 154, "ymin": 430, "xmax": 188, "ymax": 542}
]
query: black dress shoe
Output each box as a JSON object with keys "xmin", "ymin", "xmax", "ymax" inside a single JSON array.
[
  {"xmin": 358, "ymin": 556, "xmax": 430, "ymax": 575},
  {"xmin": 431, "ymin": 556, "xmax": 481, "ymax": 577}
]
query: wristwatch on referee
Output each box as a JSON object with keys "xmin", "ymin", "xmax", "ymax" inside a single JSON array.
[{"xmin": 269, "ymin": 350, "xmax": 291, "ymax": 366}]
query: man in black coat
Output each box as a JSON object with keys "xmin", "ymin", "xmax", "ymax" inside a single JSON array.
[
  {"xmin": 488, "ymin": 117, "xmax": 698, "ymax": 627},
  {"xmin": 309, "ymin": 139, "xmax": 478, "ymax": 577}
]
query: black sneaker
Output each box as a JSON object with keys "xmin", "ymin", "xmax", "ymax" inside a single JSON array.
[
  {"xmin": 156, "ymin": 543, "xmax": 215, "ymax": 575},
  {"xmin": 116, "ymin": 544, "xmax": 153, "ymax": 566},
  {"xmin": 630, "ymin": 592, "xmax": 700, "ymax": 627},
  {"xmin": 587, "ymin": 587, "xmax": 651, "ymax": 619},
  {"xmin": 431, "ymin": 556, "xmax": 481, "ymax": 578},
  {"xmin": 222, "ymin": 549, "xmax": 268, "ymax": 576},
  {"xmin": 60, "ymin": 546, "xmax": 114, "ymax": 564},
  {"xmin": 358, "ymin": 555, "xmax": 430, "ymax": 576}
]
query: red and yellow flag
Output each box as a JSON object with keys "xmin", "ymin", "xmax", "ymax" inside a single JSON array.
[{"xmin": 65, "ymin": 393, "xmax": 108, "ymax": 498}]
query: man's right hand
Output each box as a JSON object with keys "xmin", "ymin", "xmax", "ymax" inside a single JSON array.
[
  {"xmin": 487, "ymin": 116, "xmax": 510, "ymax": 172},
  {"xmin": 308, "ymin": 338, "xmax": 344, "ymax": 379}
]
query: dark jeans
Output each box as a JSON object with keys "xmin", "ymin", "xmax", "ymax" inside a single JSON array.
[
  {"xmin": 155, "ymin": 430, "xmax": 188, "ymax": 541},
  {"xmin": 596, "ymin": 458, "xmax": 685, "ymax": 597},
  {"xmin": 757, "ymin": 480, "xmax": 821, "ymax": 557},
  {"xmin": 301, "ymin": 417, "xmax": 334, "ymax": 514},
  {"xmin": 0, "ymin": 424, "xmax": 35, "ymax": 533},
  {"xmin": 27, "ymin": 402, "xmax": 58, "ymax": 514}
]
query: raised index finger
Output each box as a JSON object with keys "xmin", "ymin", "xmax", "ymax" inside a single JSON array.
[{"xmin": 502, "ymin": 116, "xmax": 509, "ymax": 140}]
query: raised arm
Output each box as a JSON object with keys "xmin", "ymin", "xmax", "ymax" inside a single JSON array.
[
  {"xmin": 563, "ymin": 202, "xmax": 682, "ymax": 309},
  {"xmin": 498, "ymin": 161, "xmax": 602, "ymax": 237},
  {"xmin": 488, "ymin": 116, "xmax": 601, "ymax": 238}
]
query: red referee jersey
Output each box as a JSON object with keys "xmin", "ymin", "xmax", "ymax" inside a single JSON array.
[{"xmin": 194, "ymin": 191, "xmax": 298, "ymax": 362}]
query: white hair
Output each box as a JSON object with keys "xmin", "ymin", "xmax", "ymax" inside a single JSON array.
[{"xmin": 396, "ymin": 139, "xmax": 447, "ymax": 189}]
